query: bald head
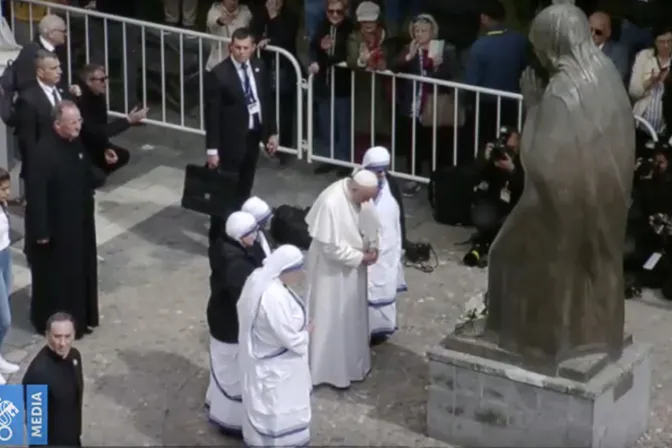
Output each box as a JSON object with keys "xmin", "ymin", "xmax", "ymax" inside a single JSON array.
[
  {"xmin": 53, "ymin": 101, "xmax": 82, "ymax": 140},
  {"xmin": 38, "ymin": 15, "xmax": 66, "ymax": 47},
  {"xmin": 589, "ymin": 11, "xmax": 611, "ymax": 45}
]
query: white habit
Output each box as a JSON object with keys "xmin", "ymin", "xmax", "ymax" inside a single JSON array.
[
  {"xmin": 242, "ymin": 196, "xmax": 273, "ymax": 256},
  {"xmin": 305, "ymin": 177, "xmax": 377, "ymax": 388},
  {"xmin": 238, "ymin": 245, "xmax": 311, "ymax": 447},
  {"xmin": 205, "ymin": 211, "xmax": 259, "ymax": 433},
  {"xmin": 360, "ymin": 147, "xmax": 407, "ymax": 337}
]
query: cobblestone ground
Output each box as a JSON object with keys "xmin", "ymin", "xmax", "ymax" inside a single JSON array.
[{"xmin": 3, "ymin": 125, "xmax": 671, "ymax": 446}]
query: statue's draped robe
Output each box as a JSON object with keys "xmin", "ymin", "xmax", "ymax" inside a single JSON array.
[{"xmin": 486, "ymin": 4, "xmax": 635, "ymax": 365}]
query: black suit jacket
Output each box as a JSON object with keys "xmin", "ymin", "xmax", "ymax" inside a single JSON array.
[
  {"xmin": 75, "ymin": 84, "xmax": 130, "ymax": 163},
  {"xmin": 12, "ymin": 38, "xmax": 68, "ymax": 92},
  {"xmin": 204, "ymin": 57, "xmax": 277, "ymax": 171},
  {"xmin": 17, "ymin": 84, "xmax": 73, "ymax": 170}
]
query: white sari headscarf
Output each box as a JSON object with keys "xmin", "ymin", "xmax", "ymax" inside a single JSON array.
[
  {"xmin": 238, "ymin": 244, "xmax": 305, "ymax": 327},
  {"xmin": 362, "ymin": 145, "xmax": 391, "ymax": 174},
  {"xmin": 226, "ymin": 211, "xmax": 259, "ymax": 243},
  {"xmin": 242, "ymin": 196, "xmax": 273, "ymax": 226},
  {"xmin": 242, "ymin": 197, "xmax": 273, "ymax": 256}
]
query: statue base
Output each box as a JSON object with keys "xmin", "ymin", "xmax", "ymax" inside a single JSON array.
[{"xmin": 427, "ymin": 335, "xmax": 651, "ymax": 447}]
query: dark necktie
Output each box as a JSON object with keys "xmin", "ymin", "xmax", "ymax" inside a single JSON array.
[
  {"xmin": 51, "ymin": 88, "xmax": 59, "ymax": 106},
  {"xmin": 240, "ymin": 63, "xmax": 261, "ymax": 130}
]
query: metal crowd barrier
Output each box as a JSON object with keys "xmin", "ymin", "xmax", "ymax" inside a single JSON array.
[
  {"xmin": 13, "ymin": 0, "xmax": 657, "ymax": 182},
  {"xmin": 307, "ymin": 65, "xmax": 524, "ymax": 182},
  {"xmin": 11, "ymin": 0, "xmax": 306, "ymax": 158}
]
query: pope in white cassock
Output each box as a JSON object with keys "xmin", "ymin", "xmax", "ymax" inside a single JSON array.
[
  {"xmin": 242, "ymin": 196, "xmax": 273, "ymax": 256},
  {"xmin": 359, "ymin": 147, "xmax": 407, "ymax": 343},
  {"xmin": 305, "ymin": 170, "xmax": 380, "ymax": 388},
  {"xmin": 237, "ymin": 244, "xmax": 311, "ymax": 447}
]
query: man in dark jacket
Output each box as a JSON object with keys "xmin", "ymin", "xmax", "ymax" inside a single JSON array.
[
  {"xmin": 13, "ymin": 15, "xmax": 69, "ymax": 92},
  {"xmin": 22, "ymin": 312, "xmax": 84, "ymax": 446},
  {"xmin": 75, "ymin": 64, "xmax": 147, "ymax": 177}
]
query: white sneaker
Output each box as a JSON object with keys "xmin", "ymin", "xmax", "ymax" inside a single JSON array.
[{"xmin": 0, "ymin": 357, "xmax": 19, "ymax": 374}]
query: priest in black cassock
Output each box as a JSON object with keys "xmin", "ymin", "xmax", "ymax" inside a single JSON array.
[
  {"xmin": 23, "ymin": 312, "xmax": 84, "ymax": 446},
  {"xmin": 25, "ymin": 101, "xmax": 99, "ymax": 339}
]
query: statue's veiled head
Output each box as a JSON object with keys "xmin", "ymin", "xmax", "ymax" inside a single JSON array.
[{"xmin": 529, "ymin": 2, "xmax": 594, "ymax": 71}]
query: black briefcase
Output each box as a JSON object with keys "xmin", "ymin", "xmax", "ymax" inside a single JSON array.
[{"xmin": 181, "ymin": 164, "xmax": 238, "ymax": 217}]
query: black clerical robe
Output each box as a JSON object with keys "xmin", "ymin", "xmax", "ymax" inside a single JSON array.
[
  {"xmin": 25, "ymin": 130, "xmax": 99, "ymax": 338},
  {"xmin": 23, "ymin": 345, "xmax": 84, "ymax": 446}
]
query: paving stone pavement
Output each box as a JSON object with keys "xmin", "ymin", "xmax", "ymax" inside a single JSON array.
[{"xmin": 2, "ymin": 124, "xmax": 672, "ymax": 446}]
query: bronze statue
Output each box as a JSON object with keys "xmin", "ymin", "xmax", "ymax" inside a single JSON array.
[{"xmin": 485, "ymin": 3, "xmax": 635, "ymax": 366}]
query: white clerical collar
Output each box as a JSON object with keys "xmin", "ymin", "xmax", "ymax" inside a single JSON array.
[
  {"xmin": 39, "ymin": 36, "xmax": 55, "ymax": 52},
  {"xmin": 37, "ymin": 79, "xmax": 57, "ymax": 93}
]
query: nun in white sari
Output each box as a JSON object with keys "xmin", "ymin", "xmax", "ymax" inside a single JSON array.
[
  {"xmin": 359, "ymin": 147, "xmax": 407, "ymax": 342},
  {"xmin": 242, "ymin": 196, "xmax": 273, "ymax": 256},
  {"xmin": 205, "ymin": 211, "xmax": 265, "ymax": 436},
  {"xmin": 237, "ymin": 245, "xmax": 311, "ymax": 447}
]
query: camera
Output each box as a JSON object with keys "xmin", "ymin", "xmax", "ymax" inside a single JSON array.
[
  {"xmin": 486, "ymin": 126, "xmax": 516, "ymax": 161},
  {"xmin": 649, "ymin": 213, "xmax": 672, "ymax": 237}
]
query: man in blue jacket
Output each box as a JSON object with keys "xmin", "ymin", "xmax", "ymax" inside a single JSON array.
[{"xmin": 462, "ymin": 0, "xmax": 528, "ymax": 165}]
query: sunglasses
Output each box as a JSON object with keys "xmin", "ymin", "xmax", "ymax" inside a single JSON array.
[
  {"xmin": 591, "ymin": 28, "xmax": 603, "ymax": 36},
  {"xmin": 327, "ymin": 9, "xmax": 344, "ymax": 15}
]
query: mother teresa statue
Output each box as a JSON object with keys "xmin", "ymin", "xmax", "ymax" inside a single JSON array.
[{"xmin": 485, "ymin": 1, "xmax": 635, "ymax": 367}]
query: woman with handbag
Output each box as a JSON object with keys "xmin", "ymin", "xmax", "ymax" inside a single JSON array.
[{"xmin": 392, "ymin": 14, "xmax": 458, "ymax": 196}]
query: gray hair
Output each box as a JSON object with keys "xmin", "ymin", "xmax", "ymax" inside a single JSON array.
[
  {"xmin": 38, "ymin": 15, "xmax": 65, "ymax": 38},
  {"xmin": 34, "ymin": 49, "xmax": 58, "ymax": 70},
  {"xmin": 52, "ymin": 100, "xmax": 78, "ymax": 122},
  {"xmin": 46, "ymin": 311, "xmax": 74, "ymax": 333}
]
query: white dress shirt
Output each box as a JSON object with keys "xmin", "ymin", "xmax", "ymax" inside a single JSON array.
[
  {"xmin": 38, "ymin": 79, "xmax": 61, "ymax": 106},
  {"xmin": 206, "ymin": 58, "xmax": 262, "ymax": 156},
  {"xmin": 39, "ymin": 36, "xmax": 55, "ymax": 52}
]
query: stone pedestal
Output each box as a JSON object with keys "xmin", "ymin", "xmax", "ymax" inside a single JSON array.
[{"xmin": 427, "ymin": 339, "xmax": 651, "ymax": 447}]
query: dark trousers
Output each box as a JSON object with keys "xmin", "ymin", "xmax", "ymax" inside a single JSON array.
[
  {"xmin": 395, "ymin": 114, "xmax": 454, "ymax": 176},
  {"xmin": 209, "ymin": 130, "xmax": 262, "ymax": 241},
  {"xmin": 472, "ymin": 199, "xmax": 506, "ymax": 245}
]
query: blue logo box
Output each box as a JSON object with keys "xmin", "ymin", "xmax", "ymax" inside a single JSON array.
[{"xmin": 0, "ymin": 384, "xmax": 48, "ymax": 445}]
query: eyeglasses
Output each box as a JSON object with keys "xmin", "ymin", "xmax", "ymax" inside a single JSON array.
[
  {"xmin": 656, "ymin": 38, "xmax": 672, "ymax": 46},
  {"xmin": 591, "ymin": 28, "xmax": 603, "ymax": 36},
  {"xmin": 327, "ymin": 9, "xmax": 344, "ymax": 15},
  {"xmin": 90, "ymin": 76, "xmax": 107, "ymax": 82},
  {"xmin": 53, "ymin": 28, "xmax": 67, "ymax": 34}
]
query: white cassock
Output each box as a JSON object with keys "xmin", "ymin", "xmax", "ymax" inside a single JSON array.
[
  {"xmin": 238, "ymin": 246, "xmax": 311, "ymax": 447},
  {"xmin": 367, "ymin": 177, "xmax": 406, "ymax": 336},
  {"xmin": 305, "ymin": 178, "xmax": 375, "ymax": 388}
]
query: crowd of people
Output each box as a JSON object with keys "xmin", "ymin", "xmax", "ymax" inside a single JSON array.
[{"xmin": 1, "ymin": 0, "xmax": 672, "ymax": 445}]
